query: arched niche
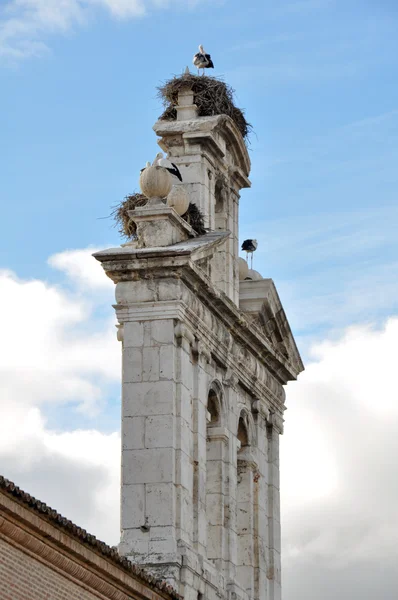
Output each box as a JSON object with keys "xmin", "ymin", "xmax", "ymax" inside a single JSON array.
[{"xmin": 205, "ymin": 381, "xmax": 227, "ymax": 568}]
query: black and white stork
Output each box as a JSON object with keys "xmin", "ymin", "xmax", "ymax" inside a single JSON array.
[
  {"xmin": 193, "ymin": 45, "xmax": 214, "ymax": 75},
  {"xmin": 241, "ymin": 239, "xmax": 258, "ymax": 269},
  {"xmin": 153, "ymin": 152, "xmax": 183, "ymax": 182}
]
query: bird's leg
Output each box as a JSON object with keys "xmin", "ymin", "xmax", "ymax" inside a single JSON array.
[{"xmin": 251, "ymin": 254, "xmax": 253, "ymax": 269}]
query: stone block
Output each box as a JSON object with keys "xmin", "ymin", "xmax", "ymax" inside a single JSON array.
[
  {"xmin": 148, "ymin": 537, "xmax": 178, "ymax": 556},
  {"xmin": 176, "ymin": 416, "xmax": 192, "ymax": 456},
  {"xmin": 179, "ymin": 384, "xmax": 193, "ymax": 423},
  {"xmin": 151, "ymin": 320, "xmax": 175, "ymax": 345},
  {"xmin": 207, "ymin": 524, "xmax": 223, "ymax": 560},
  {"xmin": 206, "ymin": 460, "xmax": 223, "ymax": 493},
  {"xmin": 123, "ymin": 448, "xmax": 174, "ymax": 484},
  {"xmin": 176, "ymin": 449, "xmax": 193, "ymax": 491},
  {"xmin": 158, "ymin": 280, "xmax": 180, "ymax": 301},
  {"xmin": 122, "ymin": 416, "xmax": 145, "ymax": 450},
  {"xmin": 237, "ymin": 501, "xmax": 253, "ymax": 532},
  {"xmin": 206, "ymin": 493, "xmax": 224, "ymax": 526},
  {"xmin": 123, "ymin": 348, "xmax": 142, "ymax": 383},
  {"xmin": 149, "ymin": 525, "xmax": 175, "ymax": 540},
  {"xmin": 143, "ymin": 347, "xmax": 160, "ymax": 382},
  {"xmin": 160, "ymin": 345, "xmax": 175, "ymax": 380},
  {"xmin": 123, "ymin": 321, "xmax": 144, "ymax": 347},
  {"xmin": 121, "ymin": 484, "xmax": 145, "ymax": 529},
  {"xmin": 116, "ymin": 281, "xmax": 154, "ymax": 304},
  {"xmin": 123, "ymin": 381, "xmax": 175, "ymax": 417},
  {"xmin": 146, "ymin": 483, "xmax": 175, "ymax": 526},
  {"xmin": 145, "ymin": 414, "xmax": 174, "ymax": 448},
  {"xmin": 236, "ymin": 564, "xmax": 254, "ymax": 593}
]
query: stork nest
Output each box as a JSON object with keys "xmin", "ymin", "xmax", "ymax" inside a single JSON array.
[
  {"xmin": 112, "ymin": 193, "xmax": 207, "ymax": 240},
  {"xmin": 157, "ymin": 74, "xmax": 252, "ymax": 141}
]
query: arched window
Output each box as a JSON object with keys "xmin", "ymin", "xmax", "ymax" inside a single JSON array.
[
  {"xmin": 237, "ymin": 415, "xmax": 249, "ymax": 450},
  {"xmin": 207, "ymin": 389, "xmax": 220, "ymax": 426},
  {"xmin": 205, "ymin": 384, "xmax": 227, "ymax": 569}
]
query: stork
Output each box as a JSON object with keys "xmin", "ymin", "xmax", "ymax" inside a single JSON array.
[
  {"xmin": 140, "ymin": 161, "xmax": 151, "ymax": 174},
  {"xmin": 241, "ymin": 239, "xmax": 258, "ymax": 269},
  {"xmin": 153, "ymin": 152, "xmax": 183, "ymax": 182},
  {"xmin": 193, "ymin": 45, "xmax": 214, "ymax": 75}
]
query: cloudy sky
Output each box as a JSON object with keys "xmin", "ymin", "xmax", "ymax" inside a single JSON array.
[{"xmin": 1, "ymin": 1, "xmax": 398, "ymax": 598}]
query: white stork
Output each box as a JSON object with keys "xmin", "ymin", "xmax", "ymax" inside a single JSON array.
[
  {"xmin": 193, "ymin": 45, "xmax": 214, "ymax": 75},
  {"xmin": 153, "ymin": 152, "xmax": 183, "ymax": 182},
  {"xmin": 241, "ymin": 239, "xmax": 258, "ymax": 269},
  {"xmin": 140, "ymin": 161, "xmax": 151, "ymax": 174}
]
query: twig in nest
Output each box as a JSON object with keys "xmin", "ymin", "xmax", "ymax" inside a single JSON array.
[
  {"xmin": 157, "ymin": 74, "xmax": 252, "ymax": 141},
  {"xmin": 111, "ymin": 193, "xmax": 148, "ymax": 240},
  {"xmin": 111, "ymin": 195, "xmax": 207, "ymax": 239}
]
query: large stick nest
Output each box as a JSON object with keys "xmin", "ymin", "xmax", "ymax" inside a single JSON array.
[
  {"xmin": 112, "ymin": 193, "xmax": 207, "ymax": 240},
  {"xmin": 157, "ymin": 74, "xmax": 252, "ymax": 141}
]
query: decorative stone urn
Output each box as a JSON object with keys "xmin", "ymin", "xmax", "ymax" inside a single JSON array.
[
  {"xmin": 238, "ymin": 257, "xmax": 249, "ymax": 280},
  {"xmin": 167, "ymin": 185, "xmax": 189, "ymax": 216},
  {"xmin": 139, "ymin": 166, "xmax": 172, "ymax": 205}
]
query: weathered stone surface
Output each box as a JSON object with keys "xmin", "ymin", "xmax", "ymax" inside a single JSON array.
[{"xmin": 94, "ymin": 92, "xmax": 304, "ymax": 600}]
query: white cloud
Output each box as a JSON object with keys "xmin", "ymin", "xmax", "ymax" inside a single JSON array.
[
  {"xmin": 0, "ymin": 0, "xmax": 202, "ymax": 61},
  {"xmin": 49, "ymin": 247, "xmax": 114, "ymax": 290},
  {"xmin": 0, "ymin": 246, "xmax": 121, "ymax": 542},
  {"xmin": 2, "ymin": 246, "xmax": 398, "ymax": 597},
  {"xmin": 282, "ymin": 317, "xmax": 398, "ymax": 598},
  {"xmin": 0, "ymin": 247, "xmax": 119, "ymax": 415}
]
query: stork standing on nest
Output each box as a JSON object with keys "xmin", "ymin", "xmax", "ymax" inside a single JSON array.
[
  {"xmin": 193, "ymin": 45, "xmax": 214, "ymax": 75},
  {"xmin": 241, "ymin": 239, "xmax": 258, "ymax": 269},
  {"xmin": 153, "ymin": 152, "xmax": 183, "ymax": 182}
]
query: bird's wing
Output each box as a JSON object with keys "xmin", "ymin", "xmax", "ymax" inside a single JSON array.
[{"xmin": 171, "ymin": 163, "xmax": 183, "ymax": 182}]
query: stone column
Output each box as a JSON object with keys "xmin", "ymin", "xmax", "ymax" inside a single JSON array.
[
  {"xmin": 266, "ymin": 416, "xmax": 282, "ymax": 600},
  {"xmin": 118, "ymin": 314, "xmax": 180, "ymax": 582}
]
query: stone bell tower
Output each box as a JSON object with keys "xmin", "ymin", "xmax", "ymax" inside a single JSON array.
[{"xmin": 94, "ymin": 77, "xmax": 303, "ymax": 600}]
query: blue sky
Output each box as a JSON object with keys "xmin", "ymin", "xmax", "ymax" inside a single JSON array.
[
  {"xmin": 1, "ymin": 2, "xmax": 398, "ymax": 599},
  {"xmin": 1, "ymin": 0, "xmax": 398, "ymax": 344}
]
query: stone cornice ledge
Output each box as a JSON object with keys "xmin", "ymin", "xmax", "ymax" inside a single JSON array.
[
  {"xmin": 0, "ymin": 493, "xmax": 177, "ymax": 600},
  {"xmin": 94, "ymin": 241, "xmax": 303, "ymax": 384}
]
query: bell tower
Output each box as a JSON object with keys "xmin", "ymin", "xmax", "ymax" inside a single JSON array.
[{"xmin": 94, "ymin": 75, "xmax": 303, "ymax": 600}]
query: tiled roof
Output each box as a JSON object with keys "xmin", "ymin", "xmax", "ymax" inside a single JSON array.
[{"xmin": 0, "ymin": 475, "xmax": 181, "ymax": 600}]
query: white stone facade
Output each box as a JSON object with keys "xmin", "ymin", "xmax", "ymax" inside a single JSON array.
[{"xmin": 94, "ymin": 85, "xmax": 303, "ymax": 600}]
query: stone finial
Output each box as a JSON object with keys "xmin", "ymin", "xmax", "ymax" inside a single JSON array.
[
  {"xmin": 139, "ymin": 165, "xmax": 172, "ymax": 206},
  {"xmin": 238, "ymin": 257, "xmax": 249, "ymax": 280},
  {"xmin": 167, "ymin": 185, "xmax": 189, "ymax": 216},
  {"xmin": 176, "ymin": 87, "xmax": 198, "ymax": 121}
]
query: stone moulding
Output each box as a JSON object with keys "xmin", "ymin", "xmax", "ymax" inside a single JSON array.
[
  {"xmin": 94, "ymin": 243, "xmax": 302, "ymax": 386},
  {"xmin": 153, "ymin": 114, "xmax": 251, "ymax": 182}
]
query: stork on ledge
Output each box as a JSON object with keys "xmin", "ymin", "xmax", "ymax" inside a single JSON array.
[
  {"xmin": 241, "ymin": 239, "xmax": 258, "ymax": 269},
  {"xmin": 193, "ymin": 45, "xmax": 214, "ymax": 75},
  {"xmin": 153, "ymin": 152, "xmax": 183, "ymax": 182}
]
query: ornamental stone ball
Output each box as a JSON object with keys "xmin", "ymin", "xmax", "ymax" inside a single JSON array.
[
  {"xmin": 139, "ymin": 165, "xmax": 172, "ymax": 200},
  {"xmin": 238, "ymin": 257, "xmax": 249, "ymax": 280},
  {"xmin": 167, "ymin": 185, "xmax": 189, "ymax": 216},
  {"xmin": 245, "ymin": 269, "xmax": 263, "ymax": 281}
]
